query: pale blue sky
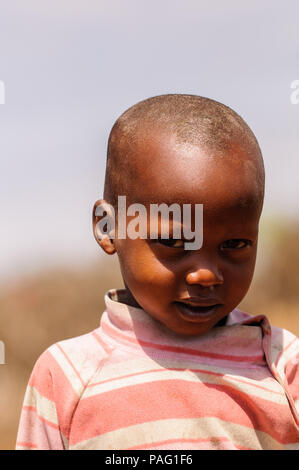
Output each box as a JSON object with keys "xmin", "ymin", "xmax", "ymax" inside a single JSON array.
[{"xmin": 0, "ymin": 0, "xmax": 298, "ymax": 281}]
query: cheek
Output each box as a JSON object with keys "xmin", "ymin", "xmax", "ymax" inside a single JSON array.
[
  {"xmin": 224, "ymin": 258, "xmax": 256, "ymax": 298},
  {"xmin": 117, "ymin": 241, "xmax": 176, "ymax": 289}
]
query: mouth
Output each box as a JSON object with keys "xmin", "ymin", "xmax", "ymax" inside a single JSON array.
[{"xmin": 174, "ymin": 300, "xmax": 222, "ymax": 323}]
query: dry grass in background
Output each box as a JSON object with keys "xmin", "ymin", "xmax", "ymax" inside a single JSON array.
[{"xmin": 0, "ymin": 219, "xmax": 298, "ymax": 450}]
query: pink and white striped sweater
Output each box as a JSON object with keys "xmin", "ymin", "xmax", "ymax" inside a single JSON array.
[{"xmin": 16, "ymin": 289, "xmax": 299, "ymax": 450}]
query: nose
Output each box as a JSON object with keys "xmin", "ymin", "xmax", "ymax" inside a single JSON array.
[{"xmin": 185, "ymin": 268, "xmax": 224, "ymax": 287}]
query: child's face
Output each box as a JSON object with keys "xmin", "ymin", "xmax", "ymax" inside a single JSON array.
[{"xmin": 99, "ymin": 129, "xmax": 263, "ymax": 336}]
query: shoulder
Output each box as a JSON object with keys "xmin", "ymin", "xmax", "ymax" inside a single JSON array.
[
  {"xmin": 230, "ymin": 308, "xmax": 299, "ymax": 359},
  {"xmin": 29, "ymin": 327, "xmax": 112, "ymax": 394},
  {"xmin": 17, "ymin": 329, "xmax": 112, "ymax": 449},
  {"xmin": 269, "ymin": 323, "xmax": 299, "ymax": 368},
  {"xmin": 268, "ymin": 324, "xmax": 299, "ymax": 416},
  {"xmin": 242, "ymin": 309, "xmax": 299, "ymax": 366}
]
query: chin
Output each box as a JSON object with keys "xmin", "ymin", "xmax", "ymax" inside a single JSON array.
[{"xmin": 165, "ymin": 322, "xmax": 212, "ymax": 337}]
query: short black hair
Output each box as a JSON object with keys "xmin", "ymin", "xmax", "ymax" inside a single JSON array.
[{"xmin": 104, "ymin": 94, "xmax": 264, "ymax": 207}]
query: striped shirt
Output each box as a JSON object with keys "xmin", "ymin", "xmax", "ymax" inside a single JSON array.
[{"xmin": 16, "ymin": 289, "xmax": 299, "ymax": 450}]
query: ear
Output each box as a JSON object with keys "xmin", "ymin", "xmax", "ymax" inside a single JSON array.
[{"xmin": 92, "ymin": 199, "xmax": 116, "ymax": 255}]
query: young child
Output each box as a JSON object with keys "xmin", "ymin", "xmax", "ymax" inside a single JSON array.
[{"xmin": 16, "ymin": 95, "xmax": 299, "ymax": 450}]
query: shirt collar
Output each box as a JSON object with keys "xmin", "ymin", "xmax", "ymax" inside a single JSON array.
[{"xmin": 102, "ymin": 288, "xmax": 266, "ymax": 364}]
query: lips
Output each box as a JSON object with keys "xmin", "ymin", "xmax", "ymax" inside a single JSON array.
[{"xmin": 174, "ymin": 298, "xmax": 222, "ymax": 323}]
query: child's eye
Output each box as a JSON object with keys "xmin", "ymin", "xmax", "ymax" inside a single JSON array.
[
  {"xmin": 220, "ymin": 239, "xmax": 251, "ymax": 250},
  {"xmin": 157, "ymin": 238, "xmax": 185, "ymax": 248}
]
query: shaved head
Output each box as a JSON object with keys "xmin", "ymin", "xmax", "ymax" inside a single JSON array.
[
  {"xmin": 95, "ymin": 94, "xmax": 265, "ymax": 337},
  {"xmin": 104, "ymin": 94, "xmax": 264, "ymax": 208}
]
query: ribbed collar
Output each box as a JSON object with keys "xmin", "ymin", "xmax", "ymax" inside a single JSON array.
[{"xmin": 101, "ymin": 288, "xmax": 267, "ymax": 365}]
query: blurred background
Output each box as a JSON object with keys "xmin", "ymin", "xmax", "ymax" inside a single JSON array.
[{"xmin": 0, "ymin": 0, "xmax": 298, "ymax": 450}]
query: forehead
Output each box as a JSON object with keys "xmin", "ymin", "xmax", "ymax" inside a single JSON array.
[{"xmin": 125, "ymin": 128, "xmax": 262, "ymax": 216}]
